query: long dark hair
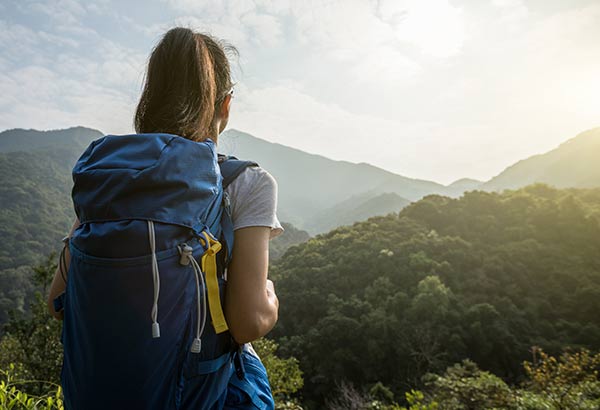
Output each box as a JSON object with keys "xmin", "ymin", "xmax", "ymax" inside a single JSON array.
[{"xmin": 134, "ymin": 27, "xmax": 238, "ymax": 142}]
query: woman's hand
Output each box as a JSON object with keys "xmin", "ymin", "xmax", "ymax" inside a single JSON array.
[
  {"xmin": 266, "ymin": 279, "xmax": 276, "ymax": 297},
  {"xmin": 266, "ymin": 279, "xmax": 279, "ymax": 311},
  {"xmin": 225, "ymin": 226, "xmax": 279, "ymax": 344}
]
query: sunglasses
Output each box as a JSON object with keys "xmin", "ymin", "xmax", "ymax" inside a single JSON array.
[{"xmin": 219, "ymin": 88, "xmax": 234, "ymax": 101}]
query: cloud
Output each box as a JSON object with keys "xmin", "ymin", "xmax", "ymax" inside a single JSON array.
[
  {"xmin": 25, "ymin": 0, "xmax": 86, "ymax": 25},
  {"xmin": 240, "ymin": 12, "xmax": 283, "ymax": 47},
  {"xmin": 161, "ymin": 0, "xmax": 266, "ymax": 47},
  {"xmin": 0, "ymin": 21, "xmax": 40, "ymax": 63},
  {"xmin": 0, "ymin": 61, "xmax": 137, "ymax": 134},
  {"xmin": 227, "ymin": 81, "xmax": 537, "ymax": 184},
  {"xmin": 349, "ymin": 44, "xmax": 421, "ymax": 86},
  {"xmin": 0, "ymin": 10, "xmax": 145, "ymax": 135},
  {"xmin": 159, "ymin": 0, "xmax": 454, "ymax": 74},
  {"xmin": 165, "ymin": 0, "xmax": 256, "ymax": 20},
  {"xmin": 229, "ymin": 82, "xmax": 440, "ymax": 178},
  {"xmin": 259, "ymin": 0, "xmax": 466, "ymax": 59},
  {"xmin": 377, "ymin": 0, "xmax": 465, "ymax": 58},
  {"xmin": 138, "ymin": 15, "xmax": 251, "ymax": 49},
  {"xmin": 2, "ymin": 0, "xmax": 599, "ymax": 184}
]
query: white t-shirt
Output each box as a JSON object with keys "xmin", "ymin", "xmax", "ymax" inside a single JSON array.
[{"xmin": 224, "ymin": 166, "xmax": 284, "ymax": 239}]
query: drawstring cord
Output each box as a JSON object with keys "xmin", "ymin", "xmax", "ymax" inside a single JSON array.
[
  {"xmin": 148, "ymin": 220, "xmax": 161, "ymax": 338},
  {"xmin": 178, "ymin": 243, "xmax": 208, "ymax": 353},
  {"xmin": 189, "ymin": 254, "xmax": 208, "ymax": 353}
]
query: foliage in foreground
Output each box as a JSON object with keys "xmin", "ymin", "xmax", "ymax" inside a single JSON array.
[
  {"xmin": 0, "ymin": 255, "xmax": 62, "ymax": 396},
  {"xmin": 322, "ymin": 348, "xmax": 600, "ymax": 410},
  {"xmin": 253, "ymin": 338, "xmax": 304, "ymax": 409},
  {"xmin": 0, "ymin": 365, "xmax": 62, "ymax": 410},
  {"xmin": 421, "ymin": 347, "xmax": 600, "ymax": 409}
]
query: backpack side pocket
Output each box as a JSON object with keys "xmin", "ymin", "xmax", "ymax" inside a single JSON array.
[{"xmin": 225, "ymin": 346, "xmax": 275, "ymax": 410}]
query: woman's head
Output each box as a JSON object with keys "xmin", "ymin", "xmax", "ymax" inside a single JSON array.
[{"xmin": 134, "ymin": 27, "xmax": 237, "ymax": 142}]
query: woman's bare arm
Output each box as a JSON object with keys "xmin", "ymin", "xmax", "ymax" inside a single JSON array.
[
  {"xmin": 225, "ymin": 226, "xmax": 279, "ymax": 344},
  {"xmin": 47, "ymin": 218, "xmax": 80, "ymax": 320}
]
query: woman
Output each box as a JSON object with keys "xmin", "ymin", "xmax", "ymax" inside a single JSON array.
[{"xmin": 47, "ymin": 27, "xmax": 281, "ymax": 408}]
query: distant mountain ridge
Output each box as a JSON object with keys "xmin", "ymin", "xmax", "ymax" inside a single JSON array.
[
  {"xmin": 1, "ymin": 126, "xmax": 600, "ymax": 234},
  {"xmin": 0, "ymin": 126, "xmax": 102, "ymax": 153},
  {"xmin": 482, "ymin": 127, "xmax": 600, "ymax": 191},
  {"xmin": 219, "ymin": 129, "xmax": 458, "ymax": 231},
  {"xmin": 307, "ymin": 191, "xmax": 411, "ymax": 234},
  {"xmin": 448, "ymin": 178, "xmax": 483, "ymax": 191}
]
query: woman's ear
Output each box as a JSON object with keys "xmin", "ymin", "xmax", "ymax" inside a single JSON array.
[
  {"xmin": 220, "ymin": 94, "xmax": 232, "ymax": 119},
  {"xmin": 217, "ymin": 94, "xmax": 232, "ymax": 133}
]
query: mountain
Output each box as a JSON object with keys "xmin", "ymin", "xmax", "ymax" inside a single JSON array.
[
  {"xmin": 0, "ymin": 126, "xmax": 102, "ymax": 153},
  {"xmin": 2, "ymin": 124, "xmax": 600, "ymax": 320},
  {"xmin": 0, "ymin": 148, "xmax": 76, "ymax": 271},
  {"xmin": 0, "ymin": 127, "xmax": 96, "ymax": 320},
  {"xmin": 307, "ymin": 191, "xmax": 411, "ymax": 233},
  {"xmin": 3, "ymin": 125, "xmax": 600, "ymax": 236},
  {"xmin": 0, "ymin": 127, "xmax": 103, "ymax": 273},
  {"xmin": 0, "ymin": 127, "xmax": 455, "ymax": 234},
  {"xmin": 448, "ymin": 178, "xmax": 483, "ymax": 191},
  {"xmin": 482, "ymin": 127, "xmax": 600, "ymax": 191},
  {"xmin": 219, "ymin": 129, "xmax": 450, "ymax": 231},
  {"xmin": 269, "ymin": 222, "xmax": 311, "ymax": 261}
]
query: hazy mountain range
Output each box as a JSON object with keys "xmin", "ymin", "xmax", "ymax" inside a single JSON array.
[
  {"xmin": 481, "ymin": 127, "xmax": 600, "ymax": 191},
  {"xmin": 0, "ymin": 125, "xmax": 599, "ymax": 317},
  {"xmin": 219, "ymin": 129, "xmax": 451, "ymax": 229},
  {"xmin": 219, "ymin": 127, "xmax": 600, "ymax": 232},
  {"xmin": 1, "ymin": 126, "xmax": 599, "ymax": 237}
]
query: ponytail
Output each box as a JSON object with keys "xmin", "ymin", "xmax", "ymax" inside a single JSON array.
[{"xmin": 134, "ymin": 27, "xmax": 236, "ymax": 142}]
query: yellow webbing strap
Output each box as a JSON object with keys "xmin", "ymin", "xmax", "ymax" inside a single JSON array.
[{"xmin": 200, "ymin": 231, "xmax": 229, "ymax": 334}]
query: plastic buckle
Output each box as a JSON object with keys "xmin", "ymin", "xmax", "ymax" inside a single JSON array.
[
  {"xmin": 234, "ymin": 346, "xmax": 246, "ymax": 380},
  {"xmin": 223, "ymin": 191, "xmax": 231, "ymax": 210},
  {"xmin": 178, "ymin": 244, "xmax": 193, "ymax": 266}
]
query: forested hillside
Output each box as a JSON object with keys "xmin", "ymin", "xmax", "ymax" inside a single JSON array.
[
  {"xmin": 0, "ymin": 147, "xmax": 83, "ymax": 321},
  {"xmin": 0, "ymin": 148, "xmax": 78, "ymax": 271},
  {"xmin": 0, "ymin": 127, "xmax": 101, "ymax": 154},
  {"xmin": 0, "ymin": 128, "xmax": 103, "ymax": 321},
  {"xmin": 270, "ymin": 222, "xmax": 311, "ymax": 261},
  {"xmin": 0, "ymin": 127, "xmax": 102, "ymax": 272},
  {"xmin": 271, "ymin": 184, "xmax": 600, "ymax": 406}
]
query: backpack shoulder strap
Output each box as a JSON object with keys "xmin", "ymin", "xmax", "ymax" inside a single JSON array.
[
  {"xmin": 217, "ymin": 154, "xmax": 259, "ymax": 267},
  {"xmin": 218, "ymin": 154, "xmax": 259, "ymax": 189}
]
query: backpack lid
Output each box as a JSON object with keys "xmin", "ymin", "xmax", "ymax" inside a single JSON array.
[{"xmin": 72, "ymin": 133, "xmax": 223, "ymax": 235}]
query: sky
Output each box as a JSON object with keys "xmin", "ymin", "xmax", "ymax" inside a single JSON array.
[{"xmin": 1, "ymin": 0, "xmax": 599, "ymax": 184}]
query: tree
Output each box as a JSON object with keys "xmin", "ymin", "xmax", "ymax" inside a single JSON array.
[
  {"xmin": 253, "ymin": 337, "xmax": 304, "ymax": 407},
  {"xmin": 422, "ymin": 359, "xmax": 516, "ymax": 409},
  {"xmin": 522, "ymin": 347, "xmax": 600, "ymax": 410},
  {"xmin": 0, "ymin": 254, "xmax": 62, "ymax": 395}
]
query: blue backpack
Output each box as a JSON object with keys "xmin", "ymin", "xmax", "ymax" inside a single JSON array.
[{"xmin": 55, "ymin": 133, "xmax": 275, "ymax": 410}]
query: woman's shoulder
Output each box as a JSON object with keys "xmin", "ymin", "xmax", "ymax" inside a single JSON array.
[
  {"xmin": 224, "ymin": 165, "xmax": 284, "ymax": 239},
  {"xmin": 225, "ymin": 165, "xmax": 278, "ymax": 194},
  {"xmin": 236, "ymin": 164, "xmax": 277, "ymax": 182}
]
